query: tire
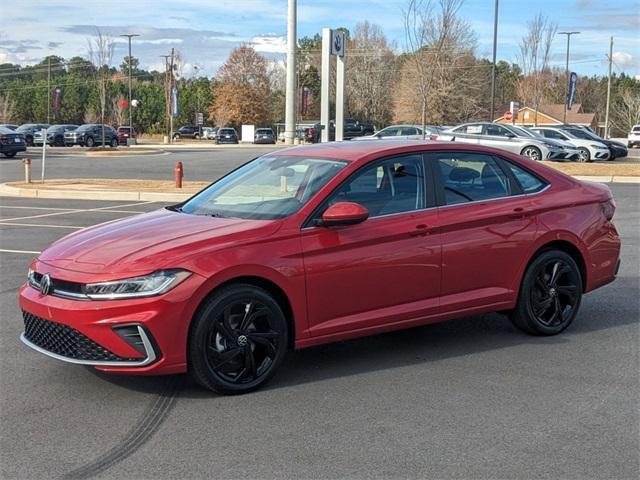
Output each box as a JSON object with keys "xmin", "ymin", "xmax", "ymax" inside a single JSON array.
[
  {"xmin": 25, "ymin": 135, "xmax": 33, "ymax": 146},
  {"xmin": 508, "ymin": 250, "xmax": 582, "ymax": 336},
  {"xmin": 85, "ymin": 136, "xmax": 95, "ymax": 148},
  {"xmin": 3, "ymin": 152, "xmax": 17, "ymax": 158},
  {"xmin": 521, "ymin": 146, "xmax": 542, "ymax": 161},
  {"xmin": 173, "ymin": 134, "xmax": 180, "ymax": 141},
  {"xmin": 577, "ymin": 147, "xmax": 591, "ymax": 163},
  {"xmin": 188, "ymin": 284, "xmax": 289, "ymax": 394},
  {"xmin": 110, "ymin": 137, "xmax": 118, "ymax": 148},
  {"xmin": 194, "ymin": 134, "xmax": 200, "ymax": 140}
]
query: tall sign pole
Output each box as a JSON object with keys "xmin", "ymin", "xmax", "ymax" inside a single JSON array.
[
  {"xmin": 559, "ymin": 31, "xmax": 580, "ymax": 124},
  {"xmin": 284, "ymin": 0, "xmax": 297, "ymax": 145},
  {"xmin": 333, "ymin": 30, "xmax": 346, "ymax": 141},
  {"xmin": 604, "ymin": 36, "xmax": 613, "ymax": 139},
  {"xmin": 120, "ymin": 34, "xmax": 140, "ymax": 140},
  {"xmin": 489, "ymin": 0, "xmax": 499, "ymax": 122},
  {"xmin": 320, "ymin": 28, "xmax": 331, "ymax": 143}
]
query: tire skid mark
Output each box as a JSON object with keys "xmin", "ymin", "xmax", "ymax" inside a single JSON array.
[{"xmin": 62, "ymin": 376, "xmax": 184, "ymax": 480}]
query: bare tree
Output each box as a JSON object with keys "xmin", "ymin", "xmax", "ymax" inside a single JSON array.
[
  {"xmin": 346, "ymin": 21, "xmax": 397, "ymax": 128},
  {"xmin": 401, "ymin": 0, "xmax": 473, "ymax": 136},
  {"xmin": 518, "ymin": 14, "xmax": 557, "ymax": 125},
  {"xmin": 398, "ymin": 0, "xmax": 477, "ymax": 129},
  {"xmin": 0, "ymin": 95, "xmax": 16, "ymax": 123},
  {"xmin": 611, "ymin": 87, "xmax": 640, "ymax": 134},
  {"xmin": 87, "ymin": 28, "xmax": 114, "ymax": 147},
  {"xmin": 111, "ymin": 93, "xmax": 126, "ymax": 126}
]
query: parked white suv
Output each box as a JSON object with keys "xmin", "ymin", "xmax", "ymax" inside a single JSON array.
[
  {"xmin": 628, "ymin": 125, "xmax": 640, "ymax": 148},
  {"xmin": 530, "ymin": 126, "xmax": 610, "ymax": 162}
]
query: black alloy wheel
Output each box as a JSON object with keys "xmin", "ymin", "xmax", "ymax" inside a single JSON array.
[
  {"xmin": 85, "ymin": 136, "xmax": 95, "ymax": 147},
  {"xmin": 189, "ymin": 284, "xmax": 288, "ymax": 394},
  {"xmin": 509, "ymin": 250, "xmax": 582, "ymax": 335}
]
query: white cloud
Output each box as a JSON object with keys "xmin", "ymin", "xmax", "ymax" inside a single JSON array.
[{"xmin": 251, "ymin": 35, "xmax": 287, "ymax": 54}]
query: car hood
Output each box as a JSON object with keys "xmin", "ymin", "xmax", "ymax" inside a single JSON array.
[{"xmin": 38, "ymin": 208, "xmax": 281, "ymax": 274}]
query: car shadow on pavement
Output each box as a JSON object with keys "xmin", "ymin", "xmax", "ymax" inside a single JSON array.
[{"xmin": 89, "ymin": 284, "xmax": 638, "ymax": 399}]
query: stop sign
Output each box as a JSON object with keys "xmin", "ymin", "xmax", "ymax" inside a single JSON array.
[
  {"xmin": 504, "ymin": 111, "xmax": 513, "ymax": 121},
  {"xmin": 121, "ymin": 100, "xmax": 128, "ymax": 108}
]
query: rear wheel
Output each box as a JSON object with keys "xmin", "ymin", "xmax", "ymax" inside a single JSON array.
[
  {"xmin": 577, "ymin": 147, "xmax": 591, "ymax": 162},
  {"xmin": 509, "ymin": 250, "xmax": 582, "ymax": 335},
  {"xmin": 188, "ymin": 284, "xmax": 288, "ymax": 394},
  {"xmin": 85, "ymin": 136, "xmax": 95, "ymax": 147},
  {"xmin": 3, "ymin": 152, "xmax": 17, "ymax": 158},
  {"xmin": 110, "ymin": 137, "xmax": 118, "ymax": 148},
  {"xmin": 521, "ymin": 146, "xmax": 542, "ymax": 161}
]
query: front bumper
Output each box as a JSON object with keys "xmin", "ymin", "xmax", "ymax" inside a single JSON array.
[{"xmin": 18, "ymin": 265, "xmax": 203, "ymax": 374}]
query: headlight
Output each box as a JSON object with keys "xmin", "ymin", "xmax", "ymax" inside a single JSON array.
[
  {"xmin": 27, "ymin": 268, "xmax": 40, "ymax": 289},
  {"xmin": 82, "ymin": 269, "xmax": 191, "ymax": 300},
  {"xmin": 591, "ymin": 144, "xmax": 605, "ymax": 149},
  {"xmin": 542, "ymin": 143, "xmax": 557, "ymax": 149}
]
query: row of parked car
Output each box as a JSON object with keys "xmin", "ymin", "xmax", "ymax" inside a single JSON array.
[{"xmin": 350, "ymin": 122, "xmax": 629, "ymax": 162}]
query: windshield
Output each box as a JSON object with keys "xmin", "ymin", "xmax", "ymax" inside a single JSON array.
[
  {"xmin": 256, "ymin": 129, "xmax": 272, "ymax": 134},
  {"xmin": 180, "ymin": 155, "xmax": 347, "ymax": 220},
  {"xmin": 566, "ymin": 128, "xmax": 597, "ymax": 140}
]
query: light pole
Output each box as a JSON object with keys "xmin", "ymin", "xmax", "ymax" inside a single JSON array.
[
  {"xmin": 284, "ymin": 0, "xmax": 297, "ymax": 145},
  {"xmin": 559, "ymin": 31, "xmax": 580, "ymax": 124},
  {"xmin": 120, "ymin": 33, "xmax": 140, "ymax": 140},
  {"xmin": 489, "ymin": 0, "xmax": 499, "ymax": 122}
]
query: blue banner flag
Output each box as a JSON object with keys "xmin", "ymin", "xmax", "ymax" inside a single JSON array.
[
  {"xmin": 171, "ymin": 86, "xmax": 179, "ymax": 117},
  {"xmin": 567, "ymin": 72, "xmax": 578, "ymax": 111}
]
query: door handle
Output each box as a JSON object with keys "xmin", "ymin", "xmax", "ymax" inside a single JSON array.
[
  {"xmin": 409, "ymin": 224, "xmax": 429, "ymax": 237},
  {"xmin": 509, "ymin": 207, "xmax": 531, "ymax": 219}
]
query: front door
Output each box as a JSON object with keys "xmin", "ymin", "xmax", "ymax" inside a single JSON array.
[{"xmin": 301, "ymin": 153, "xmax": 441, "ymax": 337}]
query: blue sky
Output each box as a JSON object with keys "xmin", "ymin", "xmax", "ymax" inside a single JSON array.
[{"xmin": 0, "ymin": 0, "xmax": 638, "ymax": 78}]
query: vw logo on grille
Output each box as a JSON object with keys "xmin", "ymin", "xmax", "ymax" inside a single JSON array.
[{"xmin": 40, "ymin": 273, "xmax": 52, "ymax": 296}]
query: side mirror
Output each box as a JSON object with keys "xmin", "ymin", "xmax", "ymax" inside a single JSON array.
[
  {"xmin": 318, "ymin": 202, "xmax": 369, "ymax": 227},
  {"xmin": 506, "ymin": 133, "xmax": 516, "ymax": 138}
]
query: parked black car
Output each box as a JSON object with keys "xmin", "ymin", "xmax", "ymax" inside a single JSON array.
[
  {"xmin": 306, "ymin": 118, "xmax": 374, "ymax": 143},
  {"xmin": 0, "ymin": 126, "xmax": 27, "ymax": 157},
  {"xmin": 173, "ymin": 125, "xmax": 201, "ymax": 140},
  {"xmin": 16, "ymin": 124, "xmax": 50, "ymax": 146},
  {"xmin": 215, "ymin": 128, "xmax": 239, "ymax": 144},
  {"xmin": 64, "ymin": 124, "xmax": 118, "ymax": 147},
  {"xmin": 254, "ymin": 128, "xmax": 276, "ymax": 144},
  {"xmin": 34, "ymin": 124, "xmax": 78, "ymax": 146},
  {"xmin": 559, "ymin": 125, "xmax": 628, "ymax": 159}
]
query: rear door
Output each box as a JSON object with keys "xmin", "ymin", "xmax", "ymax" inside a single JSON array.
[
  {"xmin": 481, "ymin": 124, "xmax": 521, "ymax": 154},
  {"xmin": 429, "ymin": 150, "xmax": 540, "ymax": 311},
  {"xmin": 301, "ymin": 153, "xmax": 441, "ymax": 337}
]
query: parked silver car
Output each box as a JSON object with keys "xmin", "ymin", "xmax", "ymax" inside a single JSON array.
[
  {"xmin": 530, "ymin": 126, "xmax": 610, "ymax": 162},
  {"xmin": 437, "ymin": 122, "xmax": 567, "ymax": 161},
  {"xmin": 353, "ymin": 124, "xmax": 443, "ymax": 141}
]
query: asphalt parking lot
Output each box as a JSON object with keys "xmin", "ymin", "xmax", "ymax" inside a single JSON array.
[{"xmin": 0, "ymin": 184, "xmax": 639, "ymax": 478}]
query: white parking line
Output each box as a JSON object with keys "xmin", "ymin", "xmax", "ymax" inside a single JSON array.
[
  {"xmin": 0, "ymin": 248, "xmax": 40, "ymax": 254},
  {"xmin": 0, "ymin": 222, "xmax": 84, "ymax": 229},
  {"xmin": 0, "ymin": 201, "xmax": 156, "ymax": 223}
]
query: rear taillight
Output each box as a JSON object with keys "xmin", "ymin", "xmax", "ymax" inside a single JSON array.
[
  {"xmin": 0, "ymin": 135, "xmax": 8, "ymax": 142},
  {"xmin": 601, "ymin": 199, "xmax": 615, "ymax": 221},
  {"xmin": 429, "ymin": 134, "xmax": 438, "ymax": 141}
]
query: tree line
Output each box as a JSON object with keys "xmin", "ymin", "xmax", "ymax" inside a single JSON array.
[{"xmin": 0, "ymin": 6, "xmax": 638, "ymax": 136}]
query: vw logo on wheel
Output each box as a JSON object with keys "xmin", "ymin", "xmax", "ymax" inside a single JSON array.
[{"xmin": 40, "ymin": 273, "xmax": 52, "ymax": 296}]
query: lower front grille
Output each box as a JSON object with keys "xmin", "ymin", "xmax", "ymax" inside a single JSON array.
[{"xmin": 22, "ymin": 311, "xmax": 137, "ymax": 362}]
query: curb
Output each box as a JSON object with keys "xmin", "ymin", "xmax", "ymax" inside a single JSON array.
[
  {"xmin": 85, "ymin": 148, "xmax": 163, "ymax": 157},
  {"xmin": 1, "ymin": 175, "xmax": 638, "ymax": 203},
  {"xmin": 0, "ymin": 183, "xmax": 191, "ymax": 202}
]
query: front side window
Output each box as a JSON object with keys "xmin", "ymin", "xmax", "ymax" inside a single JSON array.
[
  {"xmin": 435, "ymin": 153, "xmax": 511, "ymax": 205},
  {"xmin": 180, "ymin": 156, "xmax": 347, "ymax": 220},
  {"xmin": 321, "ymin": 154, "xmax": 425, "ymax": 218},
  {"xmin": 485, "ymin": 124, "xmax": 511, "ymax": 137},
  {"xmin": 378, "ymin": 127, "xmax": 400, "ymax": 137},
  {"xmin": 400, "ymin": 127, "xmax": 419, "ymax": 136}
]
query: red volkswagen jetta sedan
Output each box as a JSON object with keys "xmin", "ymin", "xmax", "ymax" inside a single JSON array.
[{"xmin": 19, "ymin": 141, "xmax": 621, "ymax": 394}]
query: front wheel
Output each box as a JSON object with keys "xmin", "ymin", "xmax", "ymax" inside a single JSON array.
[
  {"xmin": 85, "ymin": 136, "xmax": 95, "ymax": 147},
  {"xmin": 3, "ymin": 152, "xmax": 17, "ymax": 158},
  {"xmin": 509, "ymin": 250, "xmax": 582, "ymax": 335},
  {"xmin": 521, "ymin": 146, "xmax": 542, "ymax": 161},
  {"xmin": 110, "ymin": 137, "xmax": 118, "ymax": 148},
  {"xmin": 188, "ymin": 284, "xmax": 288, "ymax": 394}
]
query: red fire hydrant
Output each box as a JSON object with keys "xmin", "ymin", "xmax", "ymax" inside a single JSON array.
[{"xmin": 174, "ymin": 161, "xmax": 183, "ymax": 188}]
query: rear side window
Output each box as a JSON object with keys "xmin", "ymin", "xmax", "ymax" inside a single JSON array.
[
  {"xmin": 504, "ymin": 162, "xmax": 547, "ymax": 194},
  {"xmin": 434, "ymin": 153, "xmax": 511, "ymax": 205}
]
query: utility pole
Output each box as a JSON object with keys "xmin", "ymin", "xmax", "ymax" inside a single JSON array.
[
  {"xmin": 160, "ymin": 54, "xmax": 171, "ymax": 143},
  {"xmin": 489, "ymin": 0, "xmax": 499, "ymax": 122},
  {"xmin": 284, "ymin": 0, "xmax": 297, "ymax": 145},
  {"xmin": 120, "ymin": 34, "xmax": 140, "ymax": 142},
  {"xmin": 604, "ymin": 36, "xmax": 613, "ymax": 139},
  {"xmin": 47, "ymin": 57, "xmax": 51, "ymax": 124},
  {"xmin": 559, "ymin": 31, "xmax": 580, "ymax": 124}
]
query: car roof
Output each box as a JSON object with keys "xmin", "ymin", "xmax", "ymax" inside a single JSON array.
[{"xmin": 275, "ymin": 140, "xmax": 514, "ymax": 163}]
